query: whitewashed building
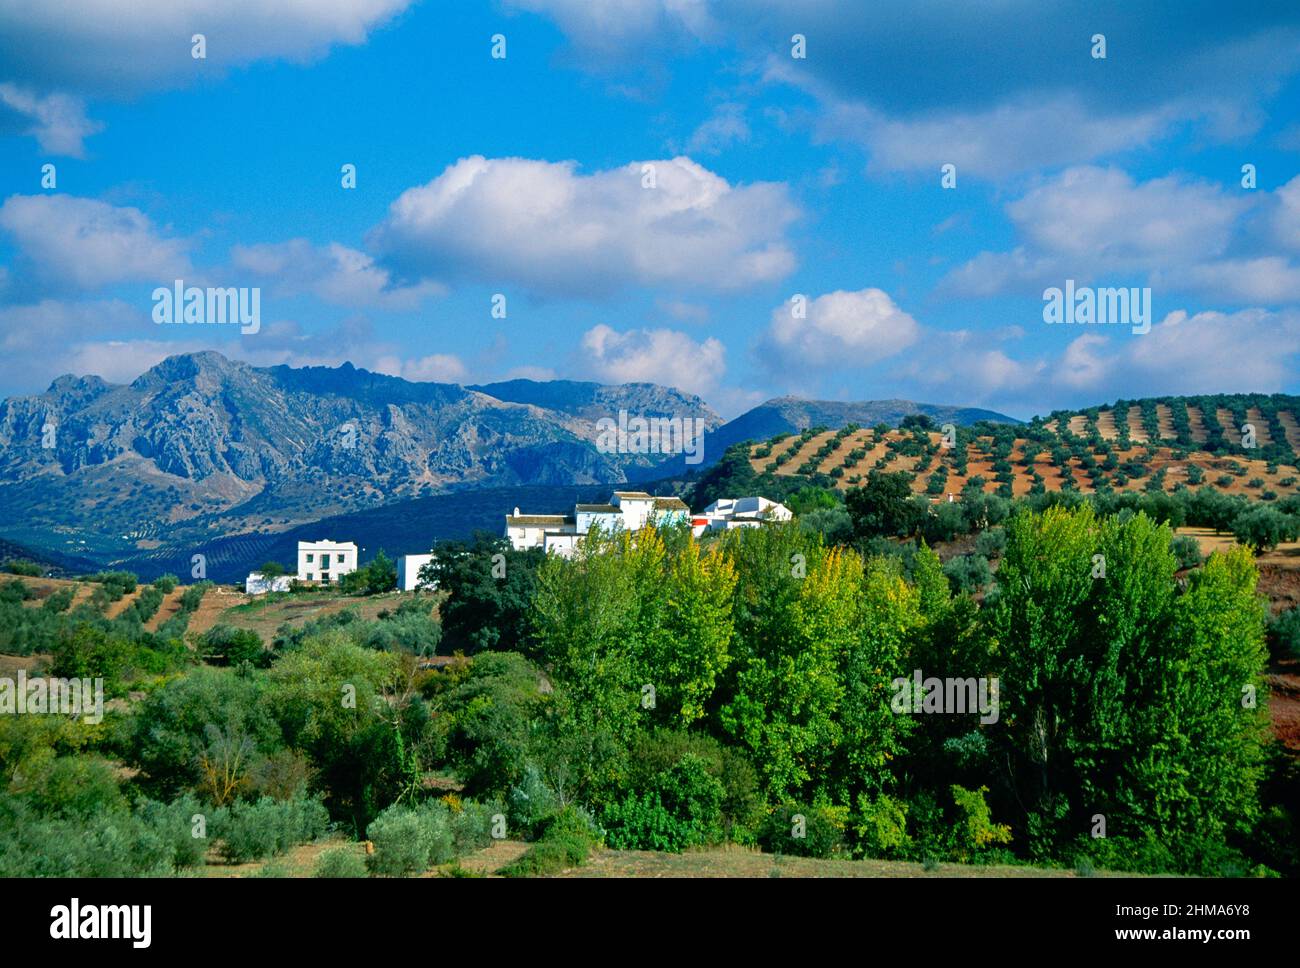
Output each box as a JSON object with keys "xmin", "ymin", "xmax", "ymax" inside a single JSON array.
[
  {"xmin": 506, "ymin": 491, "xmax": 692, "ymax": 556},
  {"xmin": 396, "ymin": 553, "xmax": 436, "ymax": 592},
  {"xmin": 694, "ymin": 496, "xmax": 793, "ymax": 536},
  {"xmin": 244, "ymin": 572, "xmax": 292, "ymax": 595},
  {"xmin": 297, "ymin": 539, "xmax": 358, "ymax": 585}
]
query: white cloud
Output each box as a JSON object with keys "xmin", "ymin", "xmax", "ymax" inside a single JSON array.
[
  {"xmin": 231, "ymin": 239, "xmax": 442, "ymax": 309},
  {"xmin": 759, "ymin": 288, "xmax": 920, "ymax": 371},
  {"xmin": 0, "ymin": 0, "xmax": 414, "ymax": 96},
  {"xmin": 1274, "ymin": 174, "xmax": 1300, "ymax": 251},
  {"xmin": 0, "ymin": 84, "xmax": 102, "ymax": 156},
  {"xmin": 684, "ymin": 102, "xmax": 750, "ymax": 155},
  {"xmin": 0, "ymin": 194, "xmax": 190, "ymax": 293},
  {"xmin": 515, "ymin": 2, "xmax": 1300, "ymax": 178},
  {"xmin": 810, "ymin": 90, "xmax": 1182, "ymax": 179},
  {"xmin": 941, "ymin": 167, "xmax": 1296, "ymax": 303},
  {"xmin": 1051, "ymin": 308, "xmax": 1300, "ymax": 397},
  {"xmin": 656, "ymin": 297, "xmax": 710, "ymax": 324},
  {"xmin": 1005, "ymin": 167, "xmax": 1245, "ymax": 266},
  {"xmin": 0, "ymin": 299, "xmax": 143, "ymax": 358},
  {"xmin": 580, "ymin": 323, "xmax": 724, "ymax": 396},
  {"xmin": 370, "ymin": 155, "xmax": 798, "ymax": 297},
  {"xmin": 1165, "ymin": 258, "xmax": 1300, "ymax": 305},
  {"xmin": 505, "ymin": 0, "xmax": 716, "ymax": 65},
  {"xmin": 395, "ymin": 353, "xmax": 468, "ymax": 383}
]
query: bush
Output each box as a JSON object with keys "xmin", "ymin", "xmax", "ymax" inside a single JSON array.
[
  {"xmin": 1170, "ymin": 534, "xmax": 1202, "ymax": 569},
  {"xmin": 942, "ymin": 554, "xmax": 991, "ymax": 594},
  {"xmin": 1268, "ymin": 607, "xmax": 1300, "ymax": 659},
  {"xmin": 758, "ymin": 803, "xmax": 846, "ymax": 858},
  {"xmin": 4, "ymin": 560, "xmax": 42, "ymax": 576},
  {"xmin": 153, "ymin": 574, "xmax": 179, "ymax": 594},
  {"xmin": 854, "ymin": 793, "xmax": 911, "ymax": 858},
  {"xmin": 216, "ymin": 794, "xmax": 330, "ymax": 864},
  {"xmin": 1232, "ymin": 506, "xmax": 1296, "ymax": 552},
  {"xmin": 508, "ymin": 764, "xmax": 558, "ymax": 835},
  {"xmin": 314, "ymin": 846, "xmax": 369, "ymax": 878},
  {"xmin": 201, "ymin": 624, "xmax": 266, "ymax": 665},
  {"xmin": 449, "ymin": 798, "xmax": 506, "ymax": 854},
  {"xmin": 974, "ymin": 527, "xmax": 1006, "ymax": 558},
  {"xmin": 366, "ymin": 801, "xmax": 454, "ymax": 876},
  {"xmin": 602, "ymin": 755, "xmax": 724, "ymax": 853},
  {"xmin": 498, "ymin": 807, "xmax": 599, "ymax": 877}
]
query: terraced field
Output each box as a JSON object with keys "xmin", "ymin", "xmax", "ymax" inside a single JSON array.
[{"xmin": 748, "ymin": 395, "xmax": 1300, "ymax": 500}]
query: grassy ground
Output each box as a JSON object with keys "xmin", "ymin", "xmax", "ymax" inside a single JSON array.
[{"xmin": 221, "ymin": 838, "xmax": 1108, "ymax": 878}]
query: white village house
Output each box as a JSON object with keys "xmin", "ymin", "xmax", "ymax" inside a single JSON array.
[
  {"xmin": 506, "ymin": 490, "xmax": 692, "ymax": 556},
  {"xmin": 297, "ymin": 539, "xmax": 358, "ymax": 585},
  {"xmin": 244, "ymin": 572, "xmax": 292, "ymax": 595},
  {"xmin": 692, "ymin": 496, "xmax": 793, "ymax": 536},
  {"xmin": 396, "ymin": 553, "xmax": 436, "ymax": 592},
  {"xmin": 505, "ymin": 491, "xmax": 794, "ymax": 556}
]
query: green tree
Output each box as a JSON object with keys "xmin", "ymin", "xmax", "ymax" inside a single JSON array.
[{"xmin": 846, "ymin": 470, "xmax": 920, "ymax": 538}]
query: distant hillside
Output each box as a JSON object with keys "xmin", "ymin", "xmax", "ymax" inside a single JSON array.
[
  {"xmin": 105, "ymin": 483, "xmax": 617, "ymax": 583},
  {"xmin": 736, "ymin": 393, "xmax": 1300, "ymax": 501},
  {"xmin": 648, "ymin": 395, "xmax": 1019, "ymax": 477},
  {"xmin": 0, "ymin": 537, "xmax": 97, "ymax": 577}
]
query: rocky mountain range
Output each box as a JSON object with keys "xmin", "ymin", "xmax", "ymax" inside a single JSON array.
[{"xmin": 0, "ymin": 351, "xmax": 1016, "ymax": 563}]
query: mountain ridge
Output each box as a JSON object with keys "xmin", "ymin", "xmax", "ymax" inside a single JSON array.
[{"xmin": 0, "ymin": 351, "xmax": 1019, "ymax": 562}]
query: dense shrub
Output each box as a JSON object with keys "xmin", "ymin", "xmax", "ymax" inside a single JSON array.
[
  {"xmin": 1268, "ymin": 607, "xmax": 1300, "ymax": 659},
  {"xmin": 201, "ymin": 623, "xmax": 266, "ymax": 665},
  {"xmin": 314, "ymin": 846, "xmax": 369, "ymax": 878},
  {"xmin": 365, "ymin": 801, "xmax": 454, "ymax": 876},
  {"xmin": 942, "ymin": 554, "xmax": 991, "ymax": 594},
  {"xmin": 498, "ymin": 807, "xmax": 600, "ymax": 877},
  {"xmin": 216, "ymin": 794, "xmax": 330, "ymax": 863},
  {"xmin": 602, "ymin": 755, "xmax": 724, "ymax": 852},
  {"xmin": 1170, "ymin": 534, "xmax": 1203, "ymax": 569},
  {"xmin": 757, "ymin": 803, "xmax": 847, "ymax": 858}
]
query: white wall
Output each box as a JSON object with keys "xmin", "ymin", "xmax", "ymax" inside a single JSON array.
[
  {"xmin": 297, "ymin": 540, "xmax": 358, "ymax": 583},
  {"xmin": 397, "ymin": 554, "xmax": 435, "ymax": 592}
]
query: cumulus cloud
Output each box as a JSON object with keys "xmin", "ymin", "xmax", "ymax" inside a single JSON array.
[
  {"xmin": 0, "ymin": 194, "xmax": 190, "ymax": 294},
  {"xmin": 514, "ymin": 1, "xmax": 1300, "ymax": 176},
  {"xmin": 1052, "ymin": 308, "xmax": 1300, "ymax": 397},
  {"xmin": 0, "ymin": 299, "xmax": 144, "ymax": 357},
  {"xmin": 900, "ymin": 329, "xmax": 1047, "ymax": 403},
  {"xmin": 0, "ymin": 84, "xmax": 102, "ymax": 156},
  {"xmin": 1005, "ymin": 167, "xmax": 1245, "ymax": 266},
  {"xmin": 1274, "ymin": 174, "xmax": 1300, "ymax": 252},
  {"xmin": 759, "ymin": 288, "xmax": 920, "ymax": 372},
  {"xmin": 384, "ymin": 353, "xmax": 469, "ymax": 384},
  {"xmin": 0, "ymin": 0, "xmax": 414, "ymax": 96},
  {"xmin": 941, "ymin": 167, "xmax": 1300, "ymax": 306},
  {"xmin": 580, "ymin": 323, "xmax": 725, "ymax": 396},
  {"xmin": 370, "ymin": 155, "xmax": 798, "ymax": 297},
  {"xmin": 231, "ymin": 239, "xmax": 443, "ymax": 310}
]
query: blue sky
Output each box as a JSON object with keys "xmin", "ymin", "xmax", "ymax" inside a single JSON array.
[{"xmin": 1, "ymin": 0, "xmax": 1298, "ymax": 420}]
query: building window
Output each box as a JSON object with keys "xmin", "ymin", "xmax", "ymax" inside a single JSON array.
[
  {"xmin": 337, "ymin": 554, "xmax": 346, "ymax": 564},
  {"xmin": 306, "ymin": 553, "xmax": 314, "ymax": 563},
  {"xmin": 306, "ymin": 573, "xmax": 314, "ymax": 582},
  {"xmin": 322, "ymin": 553, "xmax": 331, "ymax": 567}
]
